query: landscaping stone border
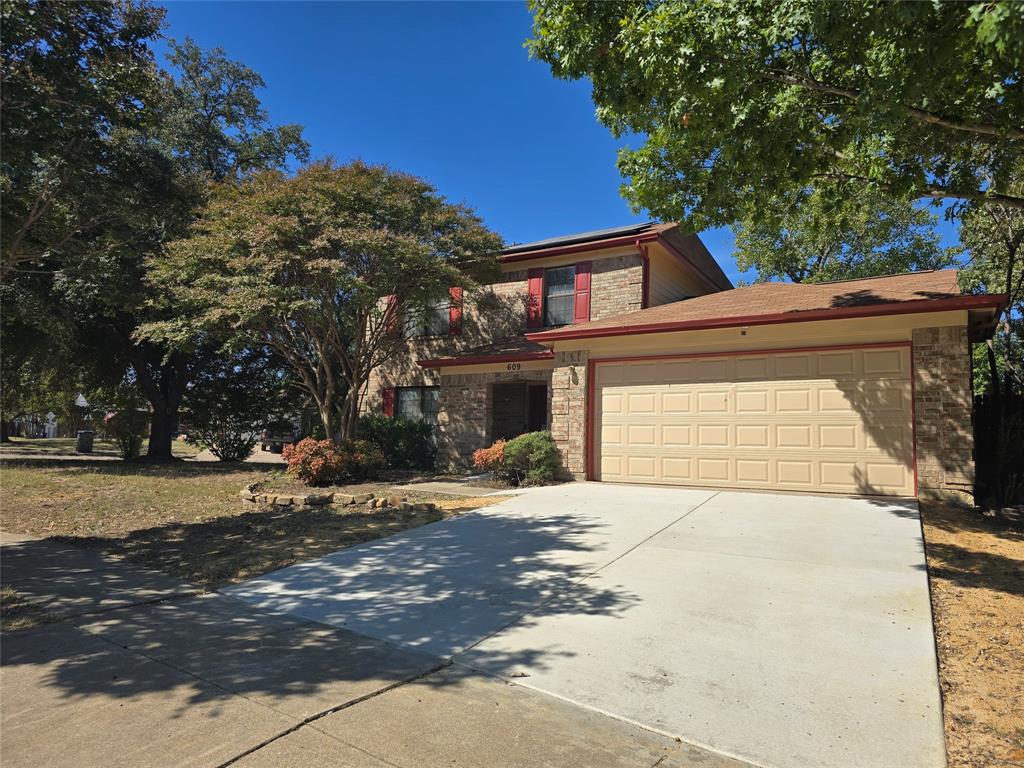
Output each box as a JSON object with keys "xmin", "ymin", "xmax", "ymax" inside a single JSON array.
[{"xmin": 239, "ymin": 484, "xmax": 439, "ymax": 514}]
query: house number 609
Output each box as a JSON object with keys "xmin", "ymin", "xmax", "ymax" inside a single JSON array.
[{"xmin": 506, "ymin": 363, "xmax": 521, "ymax": 371}]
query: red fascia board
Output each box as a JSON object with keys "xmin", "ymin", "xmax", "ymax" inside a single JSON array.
[
  {"xmin": 528, "ymin": 293, "xmax": 1007, "ymax": 344},
  {"xmin": 500, "ymin": 232, "xmax": 660, "ymax": 263},
  {"xmin": 417, "ymin": 350, "xmax": 555, "ymax": 368}
]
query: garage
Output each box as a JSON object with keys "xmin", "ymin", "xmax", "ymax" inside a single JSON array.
[
  {"xmin": 528, "ymin": 271, "xmax": 1004, "ymax": 503},
  {"xmin": 594, "ymin": 344, "xmax": 916, "ymax": 496}
]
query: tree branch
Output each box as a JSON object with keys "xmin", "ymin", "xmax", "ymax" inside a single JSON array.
[{"xmin": 764, "ymin": 70, "xmax": 1024, "ymax": 140}]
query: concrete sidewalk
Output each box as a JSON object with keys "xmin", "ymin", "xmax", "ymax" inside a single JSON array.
[{"xmin": 0, "ymin": 534, "xmax": 745, "ymax": 768}]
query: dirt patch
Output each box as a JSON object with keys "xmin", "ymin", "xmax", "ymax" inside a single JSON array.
[{"xmin": 920, "ymin": 502, "xmax": 1024, "ymax": 768}]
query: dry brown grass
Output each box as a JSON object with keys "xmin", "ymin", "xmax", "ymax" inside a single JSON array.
[
  {"xmin": 920, "ymin": 502, "xmax": 1024, "ymax": 768},
  {"xmin": 0, "ymin": 459, "xmax": 507, "ymax": 589},
  {"xmin": 0, "ymin": 585, "xmax": 51, "ymax": 632}
]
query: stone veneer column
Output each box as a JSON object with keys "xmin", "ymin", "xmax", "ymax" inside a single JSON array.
[
  {"xmin": 550, "ymin": 349, "xmax": 589, "ymax": 479},
  {"xmin": 912, "ymin": 325, "xmax": 975, "ymax": 504}
]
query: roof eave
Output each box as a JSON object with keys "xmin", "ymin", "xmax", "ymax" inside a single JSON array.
[
  {"xmin": 417, "ymin": 350, "xmax": 555, "ymax": 369},
  {"xmin": 526, "ymin": 293, "xmax": 1008, "ymax": 345},
  {"xmin": 500, "ymin": 231, "xmax": 661, "ymax": 263}
]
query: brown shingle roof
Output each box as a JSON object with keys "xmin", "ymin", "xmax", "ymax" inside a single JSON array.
[{"xmin": 527, "ymin": 270, "xmax": 1002, "ymax": 342}]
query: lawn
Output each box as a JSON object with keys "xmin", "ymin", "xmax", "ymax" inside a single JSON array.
[
  {"xmin": 0, "ymin": 460, "xmax": 506, "ymax": 589},
  {"xmin": 0, "ymin": 436, "xmax": 201, "ymax": 459},
  {"xmin": 920, "ymin": 502, "xmax": 1024, "ymax": 768}
]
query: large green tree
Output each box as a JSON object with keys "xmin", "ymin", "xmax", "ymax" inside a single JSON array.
[
  {"xmin": 527, "ymin": 1, "xmax": 1023, "ymax": 227},
  {"xmin": 2, "ymin": 8, "xmax": 309, "ymax": 460},
  {"xmin": 0, "ymin": 0, "xmax": 165, "ymax": 276},
  {"xmin": 733, "ymin": 186, "xmax": 961, "ymax": 283},
  {"xmin": 140, "ymin": 160, "xmax": 503, "ymax": 440}
]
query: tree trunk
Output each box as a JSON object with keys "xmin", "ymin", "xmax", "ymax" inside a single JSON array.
[
  {"xmin": 318, "ymin": 398, "xmax": 336, "ymax": 444},
  {"xmin": 133, "ymin": 351, "xmax": 190, "ymax": 462},
  {"xmin": 146, "ymin": 406, "xmax": 177, "ymax": 460},
  {"xmin": 339, "ymin": 389, "xmax": 360, "ymax": 442},
  {"xmin": 0, "ymin": 419, "xmax": 9, "ymax": 443}
]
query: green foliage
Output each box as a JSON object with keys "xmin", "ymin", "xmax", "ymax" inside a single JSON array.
[
  {"xmin": 356, "ymin": 415, "xmax": 436, "ymax": 471},
  {"xmin": 527, "ymin": 1, "xmax": 1024, "ymax": 227},
  {"xmin": 101, "ymin": 388, "xmax": 149, "ymax": 461},
  {"xmin": 504, "ymin": 431, "xmax": 563, "ymax": 485},
  {"xmin": 474, "ymin": 432, "xmax": 563, "ymax": 486},
  {"xmin": 282, "ymin": 438, "xmax": 385, "ymax": 487},
  {"xmin": 140, "ymin": 159, "xmax": 503, "ymax": 441},
  {"xmin": 162, "ymin": 39, "xmax": 308, "ymax": 182},
  {"xmin": 1, "ymin": 12, "xmax": 308, "ymax": 460},
  {"xmin": 183, "ymin": 349, "xmax": 296, "ymax": 462},
  {"xmin": 733, "ymin": 186, "xmax": 961, "ymax": 283},
  {"xmin": 1, "ymin": 0, "xmax": 166, "ymax": 275}
]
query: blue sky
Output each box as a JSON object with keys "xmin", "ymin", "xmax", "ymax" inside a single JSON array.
[{"xmin": 155, "ymin": 1, "xmax": 959, "ymax": 285}]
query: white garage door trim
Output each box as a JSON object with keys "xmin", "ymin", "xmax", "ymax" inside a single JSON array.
[{"xmin": 586, "ymin": 342, "xmax": 917, "ymax": 497}]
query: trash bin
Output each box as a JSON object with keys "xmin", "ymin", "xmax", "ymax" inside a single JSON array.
[{"xmin": 76, "ymin": 430, "xmax": 95, "ymax": 453}]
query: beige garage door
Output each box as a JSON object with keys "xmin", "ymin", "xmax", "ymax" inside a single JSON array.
[{"xmin": 595, "ymin": 345, "xmax": 915, "ymax": 496}]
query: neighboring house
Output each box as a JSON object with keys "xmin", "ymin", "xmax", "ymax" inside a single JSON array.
[{"xmin": 366, "ymin": 222, "xmax": 1005, "ymax": 504}]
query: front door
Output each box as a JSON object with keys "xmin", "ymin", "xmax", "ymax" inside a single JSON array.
[{"xmin": 527, "ymin": 384, "xmax": 548, "ymax": 433}]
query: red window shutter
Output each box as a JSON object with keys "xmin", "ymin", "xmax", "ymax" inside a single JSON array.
[
  {"xmin": 384, "ymin": 295, "xmax": 399, "ymax": 337},
  {"xmin": 448, "ymin": 286, "xmax": 463, "ymax": 336},
  {"xmin": 382, "ymin": 387, "xmax": 396, "ymax": 417},
  {"xmin": 527, "ymin": 268, "xmax": 544, "ymax": 328},
  {"xmin": 573, "ymin": 261, "xmax": 592, "ymax": 323}
]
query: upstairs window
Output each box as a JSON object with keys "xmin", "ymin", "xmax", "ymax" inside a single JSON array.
[
  {"xmin": 544, "ymin": 266, "xmax": 575, "ymax": 327},
  {"xmin": 406, "ymin": 298, "xmax": 450, "ymax": 338}
]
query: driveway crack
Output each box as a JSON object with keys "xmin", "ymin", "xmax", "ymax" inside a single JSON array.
[{"xmin": 213, "ymin": 658, "xmax": 452, "ymax": 768}]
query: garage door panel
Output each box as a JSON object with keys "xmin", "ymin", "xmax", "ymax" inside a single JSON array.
[
  {"xmin": 817, "ymin": 351, "xmax": 857, "ymax": 376},
  {"xmin": 734, "ymin": 389, "xmax": 770, "ymax": 413},
  {"xmin": 662, "ymin": 424, "xmax": 692, "ymax": 447},
  {"xmin": 595, "ymin": 346, "xmax": 914, "ymax": 496},
  {"xmin": 734, "ymin": 356, "xmax": 769, "ymax": 380},
  {"xmin": 626, "ymin": 424, "xmax": 657, "ymax": 446}
]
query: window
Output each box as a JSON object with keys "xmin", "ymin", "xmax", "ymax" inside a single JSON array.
[
  {"xmin": 396, "ymin": 386, "xmax": 440, "ymax": 426},
  {"xmin": 406, "ymin": 299, "xmax": 450, "ymax": 338},
  {"xmin": 544, "ymin": 266, "xmax": 575, "ymax": 327}
]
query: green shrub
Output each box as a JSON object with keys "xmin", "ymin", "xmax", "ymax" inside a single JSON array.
[
  {"xmin": 473, "ymin": 431, "xmax": 563, "ymax": 486},
  {"xmin": 356, "ymin": 415, "xmax": 436, "ymax": 470},
  {"xmin": 102, "ymin": 409, "xmax": 148, "ymax": 461},
  {"xmin": 504, "ymin": 431, "xmax": 563, "ymax": 485},
  {"xmin": 282, "ymin": 437, "xmax": 385, "ymax": 486}
]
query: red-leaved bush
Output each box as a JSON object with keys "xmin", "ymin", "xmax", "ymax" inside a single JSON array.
[
  {"xmin": 472, "ymin": 439, "xmax": 506, "ymax": 473},
  {"xmin": 282, "ymin": 438, "xmax": 385, "ymax": 486}
]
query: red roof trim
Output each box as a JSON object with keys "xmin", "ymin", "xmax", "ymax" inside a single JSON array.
[
  {"xmin": 527, "ymin": 293, "xmax": 1006, "ymax": 343},
  {"xmin": 417, "ymin": 350, "xmax": 555, "ymax": 369},
  {"xmin": 501, "ymin": 231, "xmax": 660, "ymax": 263}
]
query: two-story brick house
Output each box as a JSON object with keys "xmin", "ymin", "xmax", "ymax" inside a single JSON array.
[
  {"xmin": 366, "ymin": 221, "xmax": 1005, "ymax": 504},
  {"xmin": 365, "ymin": 222, "xmax": 731, "ymax": 469}
]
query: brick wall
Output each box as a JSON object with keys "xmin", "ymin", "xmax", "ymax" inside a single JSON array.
[
  {"xmin": 550, "ymin": 350, "xmax": 589, "ymax": 479},
  {"xmin": 912, "ymin": 325, "xmax": 975, "ymax": 504},
  {"xmin": 590, "ymin": 254, "xmax": 644, "ymax": 319},
  {"xmin": 365, "ymin": 276, "xmax": 529, "ymax": 411},
  {"xmin": 436, "ymin": 370, "xmax": 552, "ymax": 469},
  {"xmin": 365, "ymin": 253, "xmax": 643, "ymax": 410}
]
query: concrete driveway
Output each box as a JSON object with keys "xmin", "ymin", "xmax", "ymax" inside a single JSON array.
[{"xmin": 226, "ymin": 484, "xmax": 946, "ymax": 768}]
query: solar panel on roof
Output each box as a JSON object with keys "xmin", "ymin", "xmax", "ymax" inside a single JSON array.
[{"xmin": 502, "ymin": 222, "xmax": 656, "ymax": 254}]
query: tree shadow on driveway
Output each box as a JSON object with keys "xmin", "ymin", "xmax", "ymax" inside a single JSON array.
[{"xmin": 1, "ymin": 505, "xmax": 640, "ymax": 713}]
